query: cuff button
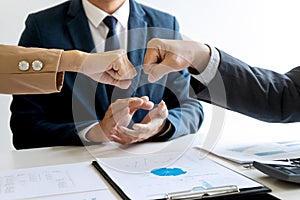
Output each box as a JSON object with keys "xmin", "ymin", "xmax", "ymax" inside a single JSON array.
[
  {"xmin": 32, "ymin": 60, "xmax": 43, "ymax": 71},
  {"xmin": 18, "ymin": 61, "xmax": 30, "ymax": 71}
]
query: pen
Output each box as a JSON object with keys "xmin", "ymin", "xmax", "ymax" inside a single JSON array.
[{"xmin": 91, "ymin": 160, "xmax": 130, "ymax": 200}]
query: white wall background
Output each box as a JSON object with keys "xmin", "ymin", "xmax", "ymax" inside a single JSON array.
[{"xmin": 0, "ymin": 0, "xmax": 300, "ymax": 152}]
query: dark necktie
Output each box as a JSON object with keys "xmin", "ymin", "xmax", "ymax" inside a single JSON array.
[
  {"xmin": 103, "ymin": 16, "xmax": 120, "ymax": 102},
  {"xmin": 103, "ymin": 16, "xmax": 120, "ymax": 51}
]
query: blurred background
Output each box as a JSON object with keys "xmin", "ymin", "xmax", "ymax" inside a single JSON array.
[{"xmin": 1, "ymin": 0, "xmax": 300, "ymax": 152}]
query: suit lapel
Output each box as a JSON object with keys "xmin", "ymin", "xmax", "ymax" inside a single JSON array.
[
  {"xmin": 67, "ymin": 0, "xmax": 95, "ymax": 52},
  {"xmin": 127, "ymin": 0, "xmax": 147, "ymax": 64},
  {"xmin": 126, "ymin": 0, "xmax": 148, "ymax": 96},
  {"xmin": 66, "ymin": 0, "xmax": 111, "ymax": 113}
]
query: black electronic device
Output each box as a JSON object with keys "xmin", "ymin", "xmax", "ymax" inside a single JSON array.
[{"xmin": 253, "ymin": 158, "xmax": 300, "ymax": 184}]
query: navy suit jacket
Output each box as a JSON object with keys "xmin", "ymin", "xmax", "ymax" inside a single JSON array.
[
  {"xmin": 197, "ymin": 50, "xmax": 300, "ymax": 122},
  {"xmin": 10, "ymin": 0, "xmax": 203, "ymax": 149}
]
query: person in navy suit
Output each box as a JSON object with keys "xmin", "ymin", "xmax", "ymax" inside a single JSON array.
[
  {"xmin": 144, "ymin": 38, "xmax": 300, "ymax": 122},
  {"xmin": 10, "ymin": 0, "xmax": 203, "ymax": 149}
]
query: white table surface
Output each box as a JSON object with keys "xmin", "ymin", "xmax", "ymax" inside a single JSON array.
[{"xmin": 0, "ymin": 134, "xmax": 299, "ymax": 200}]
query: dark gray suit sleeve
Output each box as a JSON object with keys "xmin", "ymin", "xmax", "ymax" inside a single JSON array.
[{"xmin": 197, "ymin": 49, "xmax": 300, "ymax": 122}]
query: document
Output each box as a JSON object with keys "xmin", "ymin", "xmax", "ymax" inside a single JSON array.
[
  {"xmin": 0, "ymin": 162, "xmax": 108, "ymax": 200},
  {"xmin": 28, "ymin": 190, "xmax": 116, "ymax": 200},
  {"xmin": 96, "ymin": 148, "xmax": 265, "ymax": 200},
  {"xmin": 202, "ymin": 140, "xmax": 300, "ymax": 164}
]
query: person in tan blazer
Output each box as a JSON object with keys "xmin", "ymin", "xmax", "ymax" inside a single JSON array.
[{"xmin": 0, "ymin": 44, "xmax": 136, "ymax": 94}]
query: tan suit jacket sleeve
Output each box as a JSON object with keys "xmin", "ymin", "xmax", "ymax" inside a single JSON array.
[{"xmin": 0, "ymin": 44, "xmax": 64, "ymax": 94}]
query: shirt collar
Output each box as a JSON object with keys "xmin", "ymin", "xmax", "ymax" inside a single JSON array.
[{"xmin": 82, "ymin": 0, "xmax": 129, "ymax": 29}]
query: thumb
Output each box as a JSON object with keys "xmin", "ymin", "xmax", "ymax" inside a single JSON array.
[
  {"xmin": 157, "ymin": 100, "xmax": 168, "ymax": 119},
  {"xmin": 144, "ymin": 48, "xmax": 160, "ymax": 75},
  {"xmin": 144, "ymin": 48, "xmax": 160, "ymax": 66},
  {"xmin": 148, "ymin": 100, "xmax": 168, "ymax": 120}
]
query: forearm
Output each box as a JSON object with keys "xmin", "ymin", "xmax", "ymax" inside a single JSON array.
[
  {"xmin": 168, "ymin": 101, "xmax": 203, "ymax": 139},
  {"xmin": 58, "ymin": 50, "xmax": 88, "ymax": 73},
  {"xmin": 198, "ymin": 49, "xmax": 300, "ymax": 122}
]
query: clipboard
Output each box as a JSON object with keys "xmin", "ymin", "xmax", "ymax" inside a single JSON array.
[{"xmin": 92, "ymin": 150, "xmax": 277, "ymax": 200}]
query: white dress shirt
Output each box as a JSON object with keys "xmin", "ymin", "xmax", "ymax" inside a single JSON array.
[
  {"xmin": 191, "ymin": 45, "xmax": 220, "ymax": 86},
  {"xmin": 79, "ymin": 0, "xmax": 130, "ymax": 142},
  {"xmin": 82, "ymin": 0, "xmax": 129, "ymax": 53}
]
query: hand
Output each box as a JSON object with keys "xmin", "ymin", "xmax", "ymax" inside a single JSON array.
[
  {"xmin": 86, "ymin": 96, "xmax": 154, "ymax": 142},
  {"xmin": 143, "ymin": 38, "xmax": 211, "ymax": 82},
  {"xmin": 111, "ymin": 101, "xmax": 168, "ymax": 145},
  {"xmin": 81, "ymin": 49, "xmax": 137, "ymax": 89}
]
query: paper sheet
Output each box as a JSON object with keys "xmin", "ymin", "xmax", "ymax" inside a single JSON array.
[
  {"xmin": 97, "ymin": 148, "xmax": 262, "ymax": 200},
  {"xmin": 203, "ymin": 140, "xmax": 300, "ymax": 164},
  {"xmin": 27, "ymin": 190, "xmax": 116, "ymax": 200},
  {"xmin": 0, "ymin": 162, "xmax": 107, "ymax": 200}
]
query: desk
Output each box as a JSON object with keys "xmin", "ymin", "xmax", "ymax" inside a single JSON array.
[{"xmin": 0, "ymin": 134, "xmax": 299, "ymax": 200}]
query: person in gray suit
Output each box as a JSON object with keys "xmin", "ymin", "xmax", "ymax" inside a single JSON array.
[{"xmin": 144, "ymin": 38, "xmax": 300, "ymax": 122}]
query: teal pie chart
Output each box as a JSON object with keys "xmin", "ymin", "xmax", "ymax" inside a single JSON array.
[{"xmin": 150, "ymin": 168, "xmax": 187, "ymax": 176}]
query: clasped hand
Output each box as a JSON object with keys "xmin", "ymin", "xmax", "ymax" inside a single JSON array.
[
  {"xmin": 111, "ymin": 100, "xmax": 168, "ymax": 144},
  {"xmin": 86, "ymin": 96, "xmax": 168, "ymax": 145},
  {"xmin": 104, "ymin": 97, "xmax": 168, "ymax": 145}
]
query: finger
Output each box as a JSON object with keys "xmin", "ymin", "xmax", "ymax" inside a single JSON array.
[
  {"xmin": 118, "ymin": 53, "xmax": 137, "ymax": 79},
  {"xmin": 110, "ymin": 134, "xmax": 130, "ymax": 145},
  {"xmin": 108, "ymin": 50, "xmax": 137, "ymax": 80},
  {"xmin": 113, "ymin": 107, "xmax": 132, "ymax": 125},
  {"xmin": 128, "ymin": 98, "xmax": 145, "ymax": 110},
  {"xmin": 112, "ymin": 97, "xmax": 150, "ymax": 115},
  {"xmin": 110, "ymin": 129, "xmax": 134, "ymax": 144},
  {"xmin": 132, "ymin": 123, "xmax": 150, "ymax": 133},
  {"xmin": 128, "ymin": 97, "xmax": 154, "ymax": 114},
  {"xmin": 144, "ymin": 47, "xmax": 163, "ymax": 83},
  {"xmin": 162, "ymin": 53, "xmax": 191, "ymax": 72},
  {"xmin": 107, "ymin": 62, "xmax": 136, "ymax": 80},
  {"xmin": 151, "ymin": 101, "xmax": 168, "ymax": 118},
  {"xmin": 140, "ymin": 96, "xmax": 149, "ymax": 101},
  {"xmin": 105, "ymin": 107, "xmax": 133, "ymax": 128},
  {"xmin": 140, "ymin": 96, "xmax": 154, "ymax": 110},
  {"xmin": 96, "ymin": 72, "xmax": 113, "ymax": 84},
  {"xmin": 115, "ymin": 63, "xmax": 137, "ymax": 80},
  {"xmin": 113, "ymin": 98, "xmax": 143, "ymax": 112},
  {"xmin": 97, "ymin": 72, "xmax": 131, "ymax": 89},
  {"xmin": 144, "ymin": 48, "xmax": 161, "ymax": 68},
  {"xmin": 146, "ymin": 64, "xmax": 175, "ymax": 83},
  {"xmin": 117, "ymin": 126, "xmax": 139, "ymax": 138},
  {"xmin": 139, "ymin": 102, "xmax": 168, "ymax": 124},
  {"xmin": 122, "ymin": 62, "xmax": 137, "ymax": 79},
  {"xmin": 113, "ymin": 79, "xmax": 132, "ymax": 89},
  {"xmin": 111, "ymin": 128, "xmax": 138, "ymax": 144},
  {"xmin": 117, "ymin": 126, "xmax": 148, "ymax": 143},
  {"xmin": 131, "ymin": 124, "xmax": 154, "ymax": 141}
]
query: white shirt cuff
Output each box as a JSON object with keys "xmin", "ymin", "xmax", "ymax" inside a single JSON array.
[
  {"xmin": 191, "ymin": 45, "xmax": 220, "ymax": 86},
  {"xmin": 77, "ymin": 122, "xmax": 98, "ymax": 142},
  {"xmin": 156, "ymin": 121, "xmax": 172, "ymax": 138}
]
